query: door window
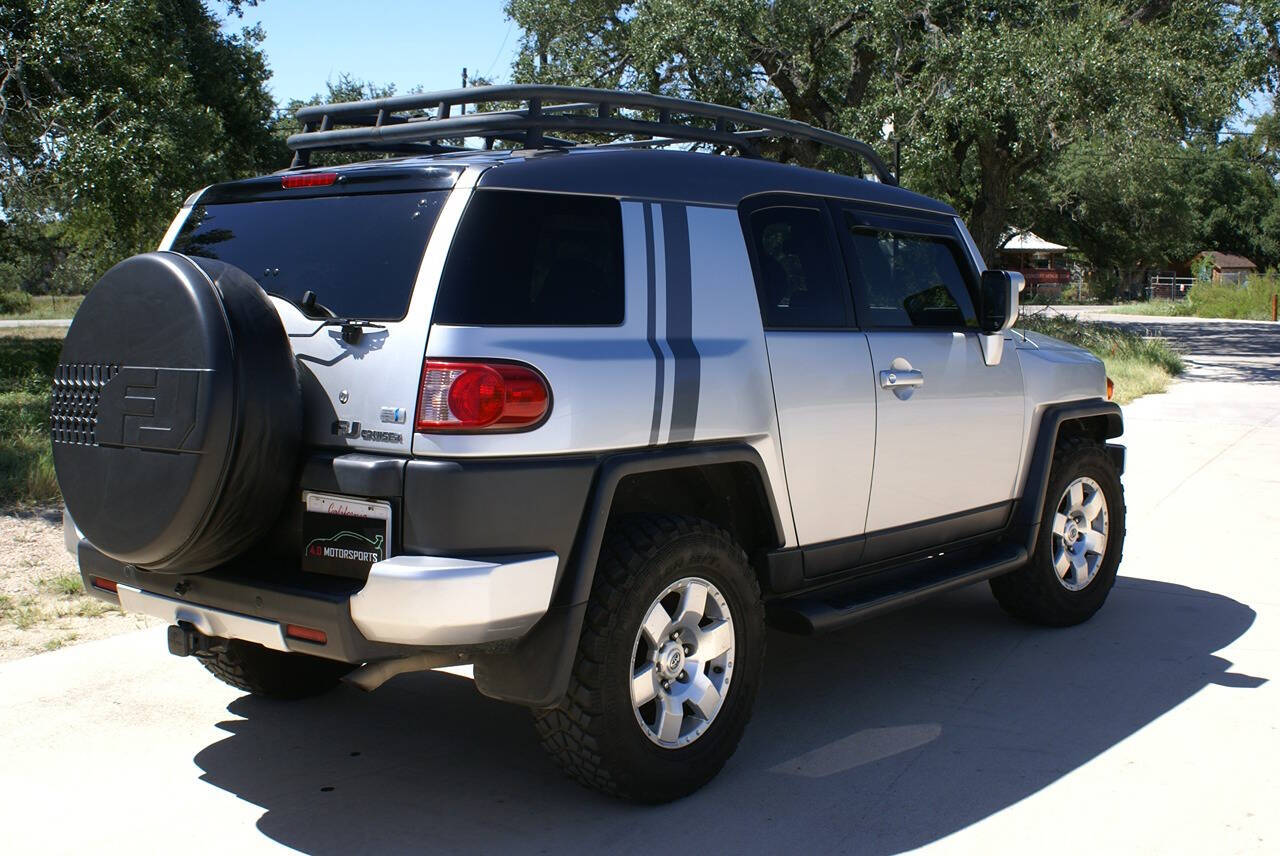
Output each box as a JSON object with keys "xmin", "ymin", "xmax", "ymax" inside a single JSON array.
[
  {"xmin": 840, "ymin": 217, "xmax": 978, "ymax": 329},
  {"xmin": 746, "ymin": 205, "xmax": 851, "ymax": 328}
]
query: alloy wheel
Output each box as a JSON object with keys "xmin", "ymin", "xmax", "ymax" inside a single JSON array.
[
  {"xmin": 1052, "ymin": 476, "xmax": 1109, "ymax": 591},
  {"xmin": 629, "ymin": 576, "xmax": 736, "ymax": 748}
]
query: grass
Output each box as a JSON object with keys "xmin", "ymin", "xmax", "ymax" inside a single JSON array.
[
  {"xmin": 1111, "ymin": 274, "xmax": 1279, "ymax": 321},
  {"xmin": 1109, "ymin": 300, "xmax": 1194, "ymax": 317},
  {"xmin": 0, "ymin": 294, "xmax": 83, "ymax": 321},
  {"xmin": 11, "ymin": 599, "xmax": 43, "ymax": 630},
  {"xmin": 40, "ymin": 572, "xmax": 84, "ymax": 597},
  {"xmin": 43, "ymin": 633, "xmax": 79, "ymax": 652},
  {"xmin": 1017, "ymin": 310, "xmax": 1184, "ymax": 404},
  {"xmin": 0, "ymin": 334, "xmax": 63, "ymax": 507}
]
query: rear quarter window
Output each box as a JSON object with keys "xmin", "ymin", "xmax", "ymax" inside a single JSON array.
[{"xmin": 433, "ymin": 190, "xmax": 624, "ymax": 326}]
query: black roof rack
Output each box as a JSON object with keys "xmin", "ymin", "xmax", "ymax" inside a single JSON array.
[{"xmin": 288, "ymin": 84, "xmax": 897, "ymax": 186}]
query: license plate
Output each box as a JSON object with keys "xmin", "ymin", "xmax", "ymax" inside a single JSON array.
[{"xmin": 302, "ymin": 492, "xmax": 391, "ymax": 578}]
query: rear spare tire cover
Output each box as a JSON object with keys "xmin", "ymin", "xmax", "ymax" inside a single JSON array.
[{"xmin": 52, "ymin": 251, "xmax": 301, "ymax": 572}]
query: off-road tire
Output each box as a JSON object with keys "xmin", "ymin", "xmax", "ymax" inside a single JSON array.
[
  {"xmin": 991, "ymin": 438, "xmax": 1125, "ymax": 625},
  {"xmin": 533, "ymin": 514, "xmax": 765, "ymax": 802},
  {"xmin": 200, "ymin": 640, "xmax": 352, "ymax": 700}
]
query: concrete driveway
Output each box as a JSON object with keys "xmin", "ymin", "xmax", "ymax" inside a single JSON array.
[{"xmin": 2, "ymin": 318, "xmax": 1277, "ymax": 854}]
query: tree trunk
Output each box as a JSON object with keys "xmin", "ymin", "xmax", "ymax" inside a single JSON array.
[{"xmin": 968, "ymin": 136, "xmax": 1013, "ymax": 263}]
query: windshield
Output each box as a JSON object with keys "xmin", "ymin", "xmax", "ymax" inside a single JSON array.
[{"xmin": 171, "ymin": 191, "xmax": 448, "ymax": 320}]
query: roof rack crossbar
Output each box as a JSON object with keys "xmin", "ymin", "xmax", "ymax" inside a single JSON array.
[{"xmin": 287, "ymin": 84, "xmax": 896, "ymax": 185}]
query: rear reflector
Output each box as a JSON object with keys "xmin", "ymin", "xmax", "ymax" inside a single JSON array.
[
  {"xmin": 285, "ymin": 624, "xmax": 328, "ymax": 645},
  {"xmin": 416, "ymin": 360, "xmax": 549, "ymax": 432},
  {"xmin": 89, "ymin": 576, "xmax": 118, "ymax": 594},
  {"xmin": 281, "ymin": 172, "xmax": 339, "ymax": 189}
]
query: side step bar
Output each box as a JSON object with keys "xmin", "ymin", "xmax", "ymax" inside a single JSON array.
[{"xmin": 767, "ymin": 542, "xmax": 1028, "ymax": 635}]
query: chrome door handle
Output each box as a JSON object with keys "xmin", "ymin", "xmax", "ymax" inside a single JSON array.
[{"xmin": 880, "ymin": 369, "xmax": 924, "ymax": 389}]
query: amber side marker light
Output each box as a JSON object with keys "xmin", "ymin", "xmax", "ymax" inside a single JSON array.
[
  {"xmin": 286, "ymin": 624, "xmax": 328, "ymax": 645},
  {"xmin": 1106, "ymin": 377, "xmax": 1115, "ymax": 401}
]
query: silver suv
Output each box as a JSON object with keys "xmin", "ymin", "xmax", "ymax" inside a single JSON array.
[{"xmin": 54, "ymin": 86, "xmax": 1124, "ymax": 803}]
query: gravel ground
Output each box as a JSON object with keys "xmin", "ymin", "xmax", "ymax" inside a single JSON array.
[{"xmin": 0, "ymin": 508, "xmax": 156, "ymax": 661}]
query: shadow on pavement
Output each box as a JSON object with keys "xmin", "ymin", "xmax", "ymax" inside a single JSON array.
[
  {"xmin": 1104, "ymin": 319, "xmax": 1279, "ymax": 357},
  {"xmin": 193, "ymin": 578, "xmax": 1260, "ymax": 854}
]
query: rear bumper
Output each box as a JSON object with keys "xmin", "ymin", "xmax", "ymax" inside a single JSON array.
[
  {"xmin": 78, "ymin": 543, "xmax": 559, "ymax": 662},
  {"xmin": 118, "ymin": 584, "xmax": 291, "ymax": 651},
  {"xmin": 349, "ymin": 552, "xmax": 557, "ymax": 645}
]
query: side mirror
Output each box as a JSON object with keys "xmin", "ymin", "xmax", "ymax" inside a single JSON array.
[{"xmin": 979, "ymin": 270, "xmax": 1023, "ymax": 334}]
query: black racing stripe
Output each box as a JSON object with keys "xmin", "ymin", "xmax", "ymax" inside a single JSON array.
[
  {"xmin": 661, "ymin": 202, "xmax": 700, "ymax": 442},
  {"xmin": 643, "ymin": 203, "xmax": 665, "ymax": 445}
]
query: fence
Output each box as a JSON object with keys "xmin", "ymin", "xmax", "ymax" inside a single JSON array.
[{"xmin": 1146, "ymin": 274, "xmax": 1195, "ymax": 301}]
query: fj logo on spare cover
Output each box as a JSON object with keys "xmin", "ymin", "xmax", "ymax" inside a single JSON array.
[{"xmin": 94, "ymin": 367, "xmax": 206, "ymax": 451}]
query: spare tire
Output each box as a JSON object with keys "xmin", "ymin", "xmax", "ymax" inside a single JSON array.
[{"xmin": 52, "ymin": 251, "xmax": 301, "ymax": 573}]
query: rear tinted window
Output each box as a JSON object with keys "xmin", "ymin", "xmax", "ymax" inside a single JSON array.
[
  {"xmin": 433, "ymin": 190, "xmax": 624, "ymax": 326},
  {"xmin": 748, "ymin": 205, "xmax": 850, "ymax": 328},
  {"xmin": 172, "ymin": 191, "xmax": 446, "ymax": 320}
]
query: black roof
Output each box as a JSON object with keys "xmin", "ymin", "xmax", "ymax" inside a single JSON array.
[
  {"xmin": 200, "ymin": 146, "xmax": 954, "ymax": 215},
  {"xmin": 473, "ymin": 147, "xmax": 954, "ymax": 214}
]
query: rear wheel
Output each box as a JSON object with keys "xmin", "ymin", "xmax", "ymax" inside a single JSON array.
[
  {"xmin": 200, "ymin": 640, "xmax": 352, "ymax": 701},
  {"xmin": 533, "ymin": 514, "xmax": 765, "ymax": 802},
  {"xmin": 991, "ymin": 438, "xmax": 1125, "ymax": 625}
]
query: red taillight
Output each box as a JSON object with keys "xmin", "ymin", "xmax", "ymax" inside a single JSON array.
[
  {"xmin": 415, "ymin": 360, "xmax": 550, "ymax": 432},
  {"xmin": 90, "ymin": 576, "xmax": 117, "ymax": 594},
  {"xmin": 281, "ymin": 171, "xmax": 339, "ymax": 189},
  {"xmin": 285, "ymin": 624, "xmax": 327, "ymax": 644}
]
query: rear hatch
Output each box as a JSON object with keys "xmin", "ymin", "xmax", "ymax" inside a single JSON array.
[{"xmin": 168, "ymin": 164, "xmax": 468, "ymax": 455}]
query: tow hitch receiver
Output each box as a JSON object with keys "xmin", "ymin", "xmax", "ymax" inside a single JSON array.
[{"xmin": 166, "ymin": 623, "xmax": 223, "ymax": 658}]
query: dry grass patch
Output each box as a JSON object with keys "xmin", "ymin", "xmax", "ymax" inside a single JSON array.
[{"xmin": 0, "ymin": 509, "xmax": 157, "ymax": 661}]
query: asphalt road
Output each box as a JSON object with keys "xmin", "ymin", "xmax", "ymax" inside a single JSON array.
[{"xmin": 2, "ymin": 316, "xmax": 1277, "ymax": 854}]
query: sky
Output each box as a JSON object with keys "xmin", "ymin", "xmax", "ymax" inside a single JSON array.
[{"xmin": 221, "ymin": 0, "xmax": 521, "ymax": 106}]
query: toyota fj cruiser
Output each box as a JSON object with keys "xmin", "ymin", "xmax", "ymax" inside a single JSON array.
[{"xmin": 54, "ymin": 86, "xmax": 1124, "ymax": 803}]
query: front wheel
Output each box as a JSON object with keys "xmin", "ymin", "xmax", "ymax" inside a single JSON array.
[
  {"xmin": 991, "ymin": 438, "xmax": 1126, "ymax": 625},
  {"xmin": 533, "ymin": 514, "xmax": 765, "ymax": 802}
]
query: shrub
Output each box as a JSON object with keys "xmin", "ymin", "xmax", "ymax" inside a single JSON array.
[
  {"xmin": 0, "ymin": 290, "xmax": 34, "ymax": 315},
  {"xmin": 1188, "ymin": 274, "xmax": 1278, "ymax": 320}
]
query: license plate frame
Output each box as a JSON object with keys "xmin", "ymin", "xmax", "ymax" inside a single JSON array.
[{"xmin": 301, "ymin": 492, "xmax": 392, "ymax": 578}]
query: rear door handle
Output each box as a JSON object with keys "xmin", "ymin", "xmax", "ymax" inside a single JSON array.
[{"xmin": 880, "ymin": 369, "xmax": 924, "ymax": 389}]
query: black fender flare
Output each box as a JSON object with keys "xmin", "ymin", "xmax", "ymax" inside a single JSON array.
[
  {"xmin": 472, "ymin": 442, "xmax": 785, "ymax": 707},
  {"xmin": 1008, "ymin": 399, "xmax": 1124, "ymax": 553}
]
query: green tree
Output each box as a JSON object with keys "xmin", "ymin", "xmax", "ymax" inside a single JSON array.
[
  {"xmin": 505, "ymin": 0, "xmax": 1262, "ymax": 260},
  {"xmin": 270, "ymin": 74, "xmax": 401, "ymax": 166},
  {"xmin": 1033, "ymin": 135, "xmax": 1201, "ymax": 275},
  {"xmin": 0, "ymin": 0, "xmax": 280, "ymax": 292}
]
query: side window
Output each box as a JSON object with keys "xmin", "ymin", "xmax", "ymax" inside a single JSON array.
[
  {"xmin": 433, "ymin": 190, "xmax": 624, "ymax": 325},
  {"xmin": 840, "ymin": 215, "xmax": 977, "ymax": 329},
  {"xmin": 747, "ymin": 205, "xmax": 850, "ymax": 328}
]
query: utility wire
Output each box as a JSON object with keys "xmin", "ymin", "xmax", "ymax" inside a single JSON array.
[{"xmin": 483, "ymin": 20, "xmax": 516, "ymax": 82}]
